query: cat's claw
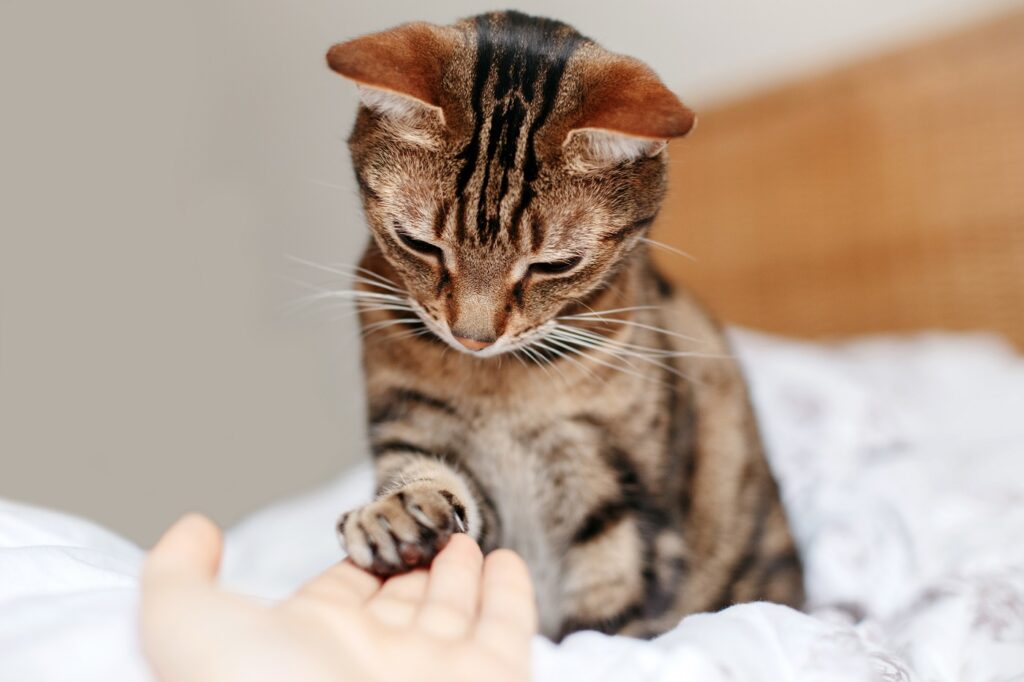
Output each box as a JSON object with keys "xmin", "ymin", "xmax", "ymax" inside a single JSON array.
[{"xmin": 337, "ymin": 486, "xmax": 467, "ymax": 577}]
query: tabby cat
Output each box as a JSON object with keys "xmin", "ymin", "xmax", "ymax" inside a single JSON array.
[{"xmin": 328, "ymin": 11, "xmax": 803, "ymax": 639}]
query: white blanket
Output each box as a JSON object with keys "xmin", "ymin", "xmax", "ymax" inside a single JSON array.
[{"xmin": 2, "ymin": 331, "xmax": 1023, "ymax": 681}]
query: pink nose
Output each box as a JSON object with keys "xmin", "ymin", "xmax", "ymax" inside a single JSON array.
[{"xmin": 454, "ymin": 335, "xmax": 493, "ymax": 351}]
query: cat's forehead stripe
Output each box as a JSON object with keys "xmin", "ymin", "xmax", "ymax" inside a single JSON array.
[{"xmin": 455, "ymin": 12, "xmax": 585, "ymax": 247}]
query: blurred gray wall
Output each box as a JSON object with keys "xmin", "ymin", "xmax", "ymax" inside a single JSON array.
[{"xmin": 0, "ymin": 0, "xmax": 1016, "ymax": 545}]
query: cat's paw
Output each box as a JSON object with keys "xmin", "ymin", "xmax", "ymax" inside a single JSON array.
[{"xmin": 337, "ymin": 486, "xmax": 468, "ymax": 577}]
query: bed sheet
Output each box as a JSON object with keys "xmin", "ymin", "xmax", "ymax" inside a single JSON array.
[{"xmin": 3, "ymin": 331, "xmax": 1023, "ymax": 681}]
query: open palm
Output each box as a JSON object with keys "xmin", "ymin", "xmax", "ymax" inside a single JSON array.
[{"xmin": 141, "ymin": 515, "xmax": 536, "ymax": 682}]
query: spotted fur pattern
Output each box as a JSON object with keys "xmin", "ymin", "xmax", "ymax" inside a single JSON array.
[{"xmin": 329, "ymin": 11, "xmax": 804, "ymax": 639}]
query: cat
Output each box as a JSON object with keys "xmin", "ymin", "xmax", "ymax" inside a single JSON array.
[{"xmin": 327, "ymin": 10, "xmax": 804, "ymax": 640}]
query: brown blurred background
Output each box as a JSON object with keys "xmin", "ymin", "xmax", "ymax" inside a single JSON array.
[
  {"xmin": 654, "ymin": 11, "xmax": 1024, "ymax": 347},
  {"xmin": 1, "ymin": 0, "xmax": 1021, "ymax": 544}
]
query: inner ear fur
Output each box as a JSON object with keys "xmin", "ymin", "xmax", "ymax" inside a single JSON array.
[
  {"xmin": 565, "ymin": 128, "xmax": 668, "ymax": 169},
  {"xmin": 565, "ymin": 53, "xmax": 695, "ymax": 165}
]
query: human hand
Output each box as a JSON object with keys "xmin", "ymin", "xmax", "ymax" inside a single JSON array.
[{"xmin": 140, "ymin": 514, "xmax": 536, "ymax": 682}]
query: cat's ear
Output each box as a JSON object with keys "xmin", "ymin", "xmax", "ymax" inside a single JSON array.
[
  {"xmin": 565, "ymin": 55, "xmax": 695, "ymax": 167},
  {"xmin": 326, "ymin": 22, "xmax": 454, "ymax": 122}
]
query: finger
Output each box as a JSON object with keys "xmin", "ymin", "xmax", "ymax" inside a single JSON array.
[
  {"xmin": 365, "ymin": 568, "xmax": 430, "ymax": 627},
  {"xmin": 298, "ymin": 558, "xmax": 382, "ymax": 608},
  {"xmin": 142, "ymin": 513, "xmax": 223, "ymax": 589},
  {"xmin": 140, "ymin": 513, "xmax": 224, "ymax": 654},
  {"xmin": 474, "ymin": 549, "xmax": 538, "ymax": 657},
  {"xmin": 416, "ymin": 533, "xmax": 483, "ymax": 640}
]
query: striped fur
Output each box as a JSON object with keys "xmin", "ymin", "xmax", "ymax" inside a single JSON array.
[{"xmin": 329, "ymin": 11, "xmax": 803, "ymax": 639}]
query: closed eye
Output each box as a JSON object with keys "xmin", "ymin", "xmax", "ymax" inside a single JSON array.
[
  {"xmin": 396, "ymin": 229, "xmax": 443, "ymax": 259},
  {"xmin": 529, "ymin": 255, "xmax": 583, "ymax": 276}
]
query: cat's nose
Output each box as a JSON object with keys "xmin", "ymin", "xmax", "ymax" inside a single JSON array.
[{"xmin": 454, "ymin": 335, "xmax": 494, "ymax": 351}]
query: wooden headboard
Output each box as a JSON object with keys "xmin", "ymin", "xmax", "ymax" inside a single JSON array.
[{"xmin": 653, "ymin": 11, "xmax": 1024, "ymax": 347}]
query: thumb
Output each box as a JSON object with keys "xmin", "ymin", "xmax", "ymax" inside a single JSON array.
[
  {"xmin": 143, "ymin": 513, "xmax": 224, "ymax": 588},
  {"xmin": 140, "ymin": 515, "xmax": 228, "ymax": 681}
]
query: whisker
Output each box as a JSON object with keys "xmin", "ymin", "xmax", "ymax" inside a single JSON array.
[
  {"xmin": 293, "ymin": 291, "xmax": 411, "ymax": 309},
  {"xmin": 542, "ymin": 335, "xmax": 661, "ymax": 385},
  {"xmin": 518, "ymin": 346, "xmax": 554, "ymax": 381},
  {"xmin": 340, "ymin": 264, "xmax": 407, "ymax": 294},
  {"xmin": 547, "ymin": 326, "xmax": 705, "ymax": 384},
  {"xmin": 319, "ymin": 301, "xmax": 418, "ymax": 318},
  {"xmin": 551, "ymin": 325, "xmax": 723, "ymax": 360},
  {"xmin": 352, "ymin": 304, "xmax": 419, "ymax": 315},
  {"xmin": 380, "ymin": 327, "xmax": 434, "ymax": 343},
  {"xmin": 285, "ymin": 255, "xmax": 408, "ymax": 295},
  {"xmin": 551, "ymin": 325, "xmax": 672, "ymax": 355},
  {"xmin": 546, "ymin": 330, "xmax": 649, "ymax": 367},
  {"xmin": 346, "ymin": 276, "xmax": 408, "ymax": 296},
  {"xmin": 323, "ymin": 291, "xmax": 408, "ymax": 304},
  {"xmin": 557, "ymin": 315, "xmax": 704, "ymax": 345},
  {"xmin": 509, "ymin": 350, "xmax": 529, "ymax": 370},
  {"xmin": 284, "ymin": 255, "xmax": 355, "ymax": 279},
  {"xmin": 561, "ymin": 305, "xmax": 661, "ymax": 320},
  {"xmin": 281, "ymin": 276, "xmax": 412, "ymax": 314},
  {"xmin": 527, "ymin": 341, "xmax": 575, "ymax": 383},
  {"xmin": 540, "ymin": 349, "xmax": 570, "ymax": 383},
  {"xmin": 361, "ymin": 317, "xmax": 423, "ymax": 338},
  {"xmin": 640, "ymin": 237, "xmax": 696, "ymax": 262},
  {"xmin": 324, "ymin": 303, "xmax": 417, "ymax": 324},
  {"xmin": 531, "ymin": 339, "xmax": 600, "ymax": 382}
]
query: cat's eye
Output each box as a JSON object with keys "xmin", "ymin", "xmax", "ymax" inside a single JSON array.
[
  {"xmin": 396, "ymin": 230, "xmax": 443, "ymax": 259},
  {"xmin": 529, "ymin": 256, "xmax": 583, "ymax": 276}
]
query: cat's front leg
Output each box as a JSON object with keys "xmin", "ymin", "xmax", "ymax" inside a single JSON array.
[{"xmin": 337, "ymin": 451, "xmax": 495, "ymax": 577}]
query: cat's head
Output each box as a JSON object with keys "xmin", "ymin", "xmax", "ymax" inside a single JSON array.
[{"xmin": 328, "ymin": 11, "xmax": 694, "ymax": 357}]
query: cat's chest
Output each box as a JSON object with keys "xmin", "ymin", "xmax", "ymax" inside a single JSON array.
[
  {"xmin": 457, "ymin": 388, "xmax": 662, "ymax": 532},
  {"xmin": 460, "ymin": 408, "xmax": 614, "ymax": 513},
  {"xmin": 457, "ymin": 408, "xmax": 648, "ymax": 633}
]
